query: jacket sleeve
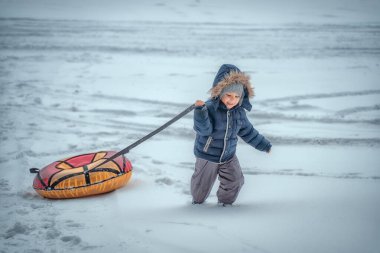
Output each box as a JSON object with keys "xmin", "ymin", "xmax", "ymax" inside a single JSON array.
[
  {"xmin": 238, "ymin": 113, "xmax": 272, "ymax": 152},
  {"xmin": 193, "ymin": 105, "xmax": 213, "ymax": 136}
]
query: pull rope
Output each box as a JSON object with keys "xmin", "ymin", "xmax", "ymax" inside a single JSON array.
[{"xmin": 94, "ymin": 104, "xmax": 195, "ymax": 169}]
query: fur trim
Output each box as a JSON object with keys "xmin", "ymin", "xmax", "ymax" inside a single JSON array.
[{"xmin": 209, "ymin": 70, "xmax": 254, "ymax": 98}]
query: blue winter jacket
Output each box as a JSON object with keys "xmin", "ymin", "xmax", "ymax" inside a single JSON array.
[{"xmin": 193, "ymin": 64, "xmax": 272, "ymax": 163}]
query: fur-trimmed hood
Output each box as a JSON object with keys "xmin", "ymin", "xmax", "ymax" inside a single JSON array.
[{"xmin": 209, "ymin": 64, "xmax": 254, "ymax": 111}]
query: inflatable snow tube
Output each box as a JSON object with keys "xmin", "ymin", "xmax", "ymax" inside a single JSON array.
[{"xmin": 31, "ymin": 151, "xmax": 132, "ymax": 199}]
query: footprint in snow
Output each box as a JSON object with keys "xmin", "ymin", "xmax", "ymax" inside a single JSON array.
[
  {"xmin": 3, "ymin": 222, "xmax": 34, "ymax": 239},
  {"xmin": 60, "ymin": 235, "xmax": 82, "ymax": 245},
  {"xmin": 155, "ymin": 177, "xmax": 175, "ymax": 186}
]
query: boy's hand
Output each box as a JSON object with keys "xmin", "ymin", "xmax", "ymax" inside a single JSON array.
[{"xmin": 195, "ymin": 100, "xmax": 205, "ymax": 107}]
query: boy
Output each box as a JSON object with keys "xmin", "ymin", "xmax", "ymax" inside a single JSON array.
[{"xmin": 192, "ymin": 64, "xmax": 272, "ymax": 205}]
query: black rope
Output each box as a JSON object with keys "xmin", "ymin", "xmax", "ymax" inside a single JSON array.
[
  {"xmin": 93, "ymin": 104, "xmax": 195, "ymax": 169},
  {"xmin": 83, "ymin": 165, "xmax": 91, "ymax": 185}
]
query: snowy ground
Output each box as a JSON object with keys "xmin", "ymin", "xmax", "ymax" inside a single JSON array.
[{"xmin": 1, "ymin": 1, "xmax": 380, "ymax": 253}]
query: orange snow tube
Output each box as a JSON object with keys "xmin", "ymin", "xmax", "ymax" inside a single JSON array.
[{"xmin": 31, "ymin": 151, "xmax": 132, "ymax": 199}]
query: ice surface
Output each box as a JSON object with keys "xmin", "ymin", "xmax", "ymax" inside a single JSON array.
[{"xmin": 1, "ymin": 0, "xmax": 380, "ymax": 253}]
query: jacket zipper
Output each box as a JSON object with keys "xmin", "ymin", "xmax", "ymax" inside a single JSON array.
[
  {"xmin": 219, "ymin": 110, "xmax": 230, "ymax": 163},
  {"xmin": 203, "ymin": 136, "xmax": 213, "ymax": 152}
]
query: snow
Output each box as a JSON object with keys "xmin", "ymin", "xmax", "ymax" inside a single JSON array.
[{"xmin": 1, "ymin": 0, "xmax": 380, "ymax": 252}]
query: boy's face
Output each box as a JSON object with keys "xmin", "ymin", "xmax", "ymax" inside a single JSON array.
[{"xmin": 221, "ymin": 92, "xmax": 241, "ymax": 109}]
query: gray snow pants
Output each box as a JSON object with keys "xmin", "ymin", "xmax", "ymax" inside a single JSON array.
[{"xmin": 191, "ymin": 155, "xmax": 244, "ymax": 204}]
